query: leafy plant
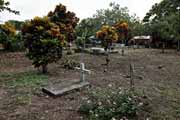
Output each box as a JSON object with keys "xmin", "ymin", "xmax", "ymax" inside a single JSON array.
[
  {"xmin": 114, "ymin": 21, "xmax": 129, "ymax": 44},
  {"xmin": 61, "ymin": 57, "xmax": 78, "ymax": 70},
  {"xmin": 48, "ymin": 4, "xmax": 79, "ymax": 47},
  {"xmin": 0, "ymin": 21, "xmax": 24, "ymax": 51},
  {"xmin": 79, "ymin": 88, "xmax": 149, "ymax": 120},
  {"xmin": 22, "ymin": 16, "xmax": 65, "ymax": 73},
  {"xmin": 96, "ymin": 25, "xmax": 118, "ymax": 51}
]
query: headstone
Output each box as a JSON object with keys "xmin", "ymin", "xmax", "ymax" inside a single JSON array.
[
  {"xmin": 90, "ymin": 47, "xmax": 105, "ymax": 54},
  {"xmin": 42, "ymin": 63, "xmax": 91, "ymax": 96}
]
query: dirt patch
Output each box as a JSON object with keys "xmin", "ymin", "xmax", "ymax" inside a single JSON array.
[{"xmin": 0, "ymin": 49, "xmax": 180, "ymax": 119}]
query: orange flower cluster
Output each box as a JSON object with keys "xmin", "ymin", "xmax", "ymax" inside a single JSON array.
[
  {"xmin": 22, "ymin": 16, "xmax": 65, "ymax": 45},
  {"xmin": 114, "ymin": 21, "xmax": 129, "ymax": 42},
  {"xmin": 114, "ymin": 21, "xmax": 129, "ymax": 31},
  {"xmin": 47, "ymin": 4, "xmax": 79, "ymax": 43},
  {"xmin": 96, "ymin": 25, "xmax": 118, "ymax": 43}
]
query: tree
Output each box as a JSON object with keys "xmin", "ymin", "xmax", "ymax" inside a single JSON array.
[
  {"xmin": 8, "ymin": 20, "xmax": 24, "ymax": 30},
  {"xmin": 143, "ymin": 0, "xmax": 180, "ymax": 23},
  {"xmin": 22, "ymin": 16, "xmax": 65, "ymax": 73},
  {"xmin": 47, "ymin": 4, "xmax": 79, "ymax": 47},
  {"xmin": 0, "ymin": 21, "xmax": 16, "ymax": 50},
  {"xmin": 143, "ymin": 0, "xmax": 180, "ymax": 50},
  {"xmin": 114, "ymin": 21, "xmax": 129, "ymax": 44},
  {"xmin": 96, "ymin": 25, "xmax": 118, "ymax": 51},
  {"xmin": 0, "ymin": 0, "xmax": 19, "ymax": 14},
  {"xmin": 76, "ymin": 2, "xmax": 139, "ymax": 40}
]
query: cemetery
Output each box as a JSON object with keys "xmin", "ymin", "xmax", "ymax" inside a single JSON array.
[{"xmin": 0, "ymin": 0, "xmax": 180, "ymax": 120}]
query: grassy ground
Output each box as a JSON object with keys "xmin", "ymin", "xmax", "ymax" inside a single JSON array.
[{"xmin": 0, "ymin": 49, "xmax": 180, "ymax": 119}]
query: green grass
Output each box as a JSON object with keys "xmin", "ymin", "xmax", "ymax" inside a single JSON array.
[
  {"xmin": 0, "ymin": 71, "xmax": 48, "ymax": 88},
  {"xmin": 0, "ymin": 71, "xmax": 48, "ymax": 105}
]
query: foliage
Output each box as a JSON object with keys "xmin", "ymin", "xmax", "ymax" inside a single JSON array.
[
  {"xmin": 76, "ymin": 2, "xmax": 139, "ymax": 40},
  {"xmin": 0, "ymin": 21, "xmax": 16, "ymax": 36},
  {"xmin": 75, "ymin": 36, "xmax": 85, "ymax": 49},
  {"xmin": 7, "ymin": 20, "xmax": 24, "ymax": 30},
  {"xmin": 22, "ymin": 16, "xmax": 65, "ymax": 73},
  {"xmin": 9, "ymin": 33, "xmax": 25, "ymax": 51},
  {"xmin": 75, "ymin": 29, "xmax": 88, "ymax": 49},
  {"xmin": 0, "ymin": 0, "xmax": 19, "ymax": 14},
  {"xmin": 114, "ymin": 21, "xmax": 129, "ymax": 43},
  {"xmin": 79, "ymin": 88, "xmax": 148, "ymax": 120},
  {"xmin": 143, "ymin": 0, "xmax": 180, "ymax": 48},
  {"xmin": 143, "ymin": 0, "xmax": 180, "ymax": 23},
  {"xmin": 96, "ymin": 25, "xmax": 118, "ymax": 50},
  {"xmin": 48, "ymin": 4, "xmax": 79, "ymax": 44},
  {"xmin": 61, "ymin": 57, "xmax": 78, "ymax": 70},
  {"xmin": 0, "ymin": 21, "xmax": 23, "ymax": 51}
]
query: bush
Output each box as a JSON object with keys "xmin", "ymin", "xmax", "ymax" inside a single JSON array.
[
  {"xmin": 8, "ymin": 33, "xmax": 25, "ymax": 51},
  {"xmin": 0, "ymin": 22, "xmax": 24, "ymax": 51},
  {"xmin": 22, "ymin": 16, "xmax": 64, "ymax": 73},
  {"xmin": 79, "ymin": 88, "xmax": 149, "ymax": 120},
  {"xmin": 61, "ymin": 57, "xmax": 78, "ymax": 70}
]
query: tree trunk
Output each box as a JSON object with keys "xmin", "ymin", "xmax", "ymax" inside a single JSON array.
[{"xmin": 42, "ymin": 64, "xmax": 48, "ymax": 74}]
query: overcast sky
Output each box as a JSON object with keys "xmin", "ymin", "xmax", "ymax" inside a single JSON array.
[{"xmin": 0, "ymin": 0, "xmax": 161, "ymax": 22}]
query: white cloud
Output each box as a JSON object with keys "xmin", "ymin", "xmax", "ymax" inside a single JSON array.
[{"xmin": 0, "ymin": 0, "xmax": 161, "ymax": 22}]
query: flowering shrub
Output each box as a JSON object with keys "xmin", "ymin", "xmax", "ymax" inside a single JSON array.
[
  {"xmin": 96, "ymin": 25, "xmax": 118, "ymax": 50},
  {"xmin": 22, "ymin": 16, "xmax": 65, "ymax": 73},
  {"xmin": 114, "ymin": 21, "xmax": 129, "ymax": 43},
  {"xmin": 48, "ymin": 4, "xmax": 79, "ymax": 45},
  {"xmin": 0, "ymin": 21, "xmax": 23, "ymax": 51},
  {"xmin": 79, "ymin": 87, "xmax": 148, "ymax": 120}
]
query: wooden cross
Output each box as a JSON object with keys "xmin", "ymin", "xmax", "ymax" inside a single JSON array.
[
  {"xmin": 130, "ymin": 64, "xmax": 134, "ymax": 91},
  {"xmin": 75, "ymin": 63, "xmax": 91, "ymax": 82}
]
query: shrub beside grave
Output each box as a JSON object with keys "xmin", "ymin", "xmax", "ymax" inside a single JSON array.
[
  {"xmin": 22, "ymin": 16, "xmax": 65, "ymax": 73},
  {"xmin": 79, "ymin": 88, "xmax": 150, "ymax": 120}
]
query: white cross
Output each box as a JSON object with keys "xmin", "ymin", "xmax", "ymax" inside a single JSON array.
[{"xmin": 75, "ymin": 63, "xmax": 91, "ymax": 82}]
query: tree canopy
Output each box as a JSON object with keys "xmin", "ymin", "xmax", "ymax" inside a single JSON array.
[
  {"xmin": 76, "ymin": 2, "xmax": 139, "ymax": 40},
  {"xmin": 96, "ymin": 25, "xmax": 118, "ymax": 50},
  {"xmin": 22, "ymin": 4, "xmax": 79, "ymax": 73},
  {"xmin": 0, "ymin": 0, "xmax": 19, "ymax": 14},
  {"xmin": 142, "ymin": 0, "xmax": 180, "ymax": 48},
  {"xmin": 22, "ymin": 16, "xmax": 65, "ymax": 73},
  {"xmin": 48, "ymin": 4, "xmax": 79, "ymax": 44}
]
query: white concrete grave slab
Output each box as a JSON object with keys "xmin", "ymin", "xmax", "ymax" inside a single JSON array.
[{"xmin": 42, "ymin": 63, "xmax": 91, "ymax": 96}]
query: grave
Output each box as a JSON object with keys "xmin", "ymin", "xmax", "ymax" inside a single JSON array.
[
  {"xmin": 90, "ymin": 47, "xmax": 119, "ymax": 55},
  {"xmin": 42, "ymin": 63, "xmax": 91, "ymax": 96},
  {"xmin": 90, "ymin": 47, "xmax": 105, "ymax": 54}
]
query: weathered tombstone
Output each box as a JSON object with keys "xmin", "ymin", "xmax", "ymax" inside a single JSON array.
[
  {"xmin": 90, "ymin": 47, "xmax": 105, "ymax": 55},
  {"xmin": 42, "ymin": 63, "xmax": 91, "ymax": 96}
]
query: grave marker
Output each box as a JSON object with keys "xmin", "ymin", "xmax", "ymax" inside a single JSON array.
[
  {"xmin": 75, "ymin": 63, "xmax": 91, "ymax": 82},
  {"xmin": 42, "ymin": 63, "xmax": 91, "ymax": 96}
]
